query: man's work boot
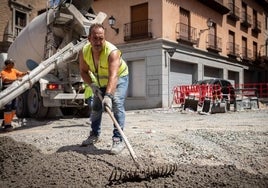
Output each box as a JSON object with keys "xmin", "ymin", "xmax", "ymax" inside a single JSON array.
[
  {"xmin": 3, "ymin": 112, "xmax": 13, "ymax": 131},
  {"xmin": 110, "ymin": 137, "xmax": 125, "ymax": 155},
  {"xmin": 81, "ymin": 131, "xmax": 100, "ymax": 146},
  {"xmin": 4, "ymin": 124, "xmax": 13, "ymax": 132}
]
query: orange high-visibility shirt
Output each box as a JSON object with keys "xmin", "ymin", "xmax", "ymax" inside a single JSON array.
[{"xmin": 0, "ymin": 68, "xmax": 24, "ymax": 83}]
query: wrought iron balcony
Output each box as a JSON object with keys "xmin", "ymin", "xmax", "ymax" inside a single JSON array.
[
  {"xmin": 242, "ymin": 47, "xmax": 252, "ymax": 61},
  {"xmin": 124, "ymin": 19, "xmax": 153, "ymax": 41},
  {"xmin": 252, "ymin": 20, "xmax": 261, "ymax": 33},
  {"xmin": 253, "ymin": 51, "xmax": 259, "ymax": 62},
  {"xmin": 207, "ymin": 34, "xmax": 222, "ymax": 53},
  {"xmin": 197, "ymin": 0, "xmax": 230, "ymax": 14},
  {"xmin": 240, "ymin": 13, "xmax": 252, "ymax": 28},
  {"xmin": 227, "ymin": 42, "xmax": 240, "ymax": 57},
  {"xmin": 260, "ymin": 55, "xmax": 268, "ymax": 64},
  {"xmin": 227, "ymin": 1, "xmax": 240, "ymax": 21},
  {"xmin": 176, "ymin": 23, "xmax": 197, "ymax": 45}
]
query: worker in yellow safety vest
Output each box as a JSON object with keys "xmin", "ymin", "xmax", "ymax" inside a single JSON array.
[{"xmin": 79, "ymin": 23, "xmax": 129, "ymax": 155}]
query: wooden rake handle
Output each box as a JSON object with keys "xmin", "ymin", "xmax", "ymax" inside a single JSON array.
[{"xmin": 97, "ymin": 92, "xmax": 140, "ymax": 168}]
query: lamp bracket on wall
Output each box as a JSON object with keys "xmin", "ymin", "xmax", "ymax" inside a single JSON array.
[
  {"xmin": 200, "ymin": 18, "xmax": 214, "ymax": 34},
  {"xmin": 108, "ymin": 15, "xmax": 119, "ymax": 34}
]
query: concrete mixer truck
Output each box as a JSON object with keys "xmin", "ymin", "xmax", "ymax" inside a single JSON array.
[{"xmin": 0, "ymin": 0, "xmax": 106, "ymax": 118}]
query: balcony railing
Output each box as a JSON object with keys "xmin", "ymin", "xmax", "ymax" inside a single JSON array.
[
  {"xmin": 227, "ymin": 42, "xmax": 240, "ymax": 57},
  {"xmin": 252, "ymin": 20, "xmax": 261, "ymax": 33},
  {"xmin": 240, "ymin": 13, "xmax": 252, "ymax": 28},
  {"xmin": 253, "ymin": 51, "xmax": 259, "ymax": 62},
  {"xmin": 176, "ymin": 22, "xmax": 197, "ymax": 45},
  {"xmin": 242, "ymin": 47, "xmax": 252, "ymax": 61},
  {"xmin": 197, "ymin": 0, "xmax": 230, "ymax": 14},
  {"xmin": 260, "ymin": 54, "xmax": 268, "ymax": 64},
  {"xmin": 207, "ymin": 34, "xmax": 222, "ymax": 52},
  {"xmin": 227, "ymin": 2, "xmax": 240, "ymax": 21},
  {"xmin": 124, "ymin": 19, "xmax": 153, "ymax": 41}
]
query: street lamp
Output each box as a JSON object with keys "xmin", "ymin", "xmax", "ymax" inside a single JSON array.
[
  {"xmin": 200, "ymin": 18, "xmax": 214, "ymax": 33},
  {"xmin": 206, "ymin": 18, "xmax": 214, "ymax": 28},
  {"xmin": 108, "ymin": 16, "xmax": 119, "ymax": 34}
]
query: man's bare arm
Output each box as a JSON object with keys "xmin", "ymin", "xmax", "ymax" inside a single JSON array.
[{"xmin": 106, "ymin": 50, "xmax": 121, "ymax": 95}]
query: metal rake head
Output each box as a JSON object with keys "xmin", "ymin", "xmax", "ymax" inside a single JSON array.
[{"xmin": 108, "ymin": 163, "xmax": 178, "ymax": 183}]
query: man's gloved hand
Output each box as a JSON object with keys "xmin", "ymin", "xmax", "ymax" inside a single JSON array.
[
  {"xmin": 90, "ymin": 83, "xmax": 102, "ymax": 96},
  {"xmin": 102, "ymin": 94, "xmax": 113, "ymax": 111}
]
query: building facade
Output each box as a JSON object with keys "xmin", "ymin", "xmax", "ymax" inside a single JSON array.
[
  {"xmin": 0, "ymin": 0, "xmax": 268, "ymax": 110},
  {"xmin": 0, "ymin": 0, "xmax": 47, "ymax": 53},
  {"xmin": 93, "ymin": 0, "xmax": 268, "ymax": 109}
]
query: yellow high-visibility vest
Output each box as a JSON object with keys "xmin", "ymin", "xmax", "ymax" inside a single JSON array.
[{"xmin": 82, "ymin": 41, "xmax": 128, "ymax": 87}]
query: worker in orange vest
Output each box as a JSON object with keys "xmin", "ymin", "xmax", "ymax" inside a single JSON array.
[{"xmin": 0, "ymin": 59, "xmax": 29, "ymax": 131}]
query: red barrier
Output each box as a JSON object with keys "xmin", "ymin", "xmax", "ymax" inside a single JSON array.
[
  {"xmin": 234, "ymin": 83, "xmax": 268, "ymax": 98},
  {"xmin": 172, "ymin": 84, "xmax": 223, "ymax": 105},
  {"xmin": 172, "ymin": 82, "xmax": 268, "ymax": 105}
]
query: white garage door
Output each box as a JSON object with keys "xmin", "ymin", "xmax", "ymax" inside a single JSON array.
[
  {"xmin": 170, "ymin": 60, "xmax": 195, "ymax": 89},
  {"xmin": 127, "ymin": 60, "xmax": 146, "ymax": 97},
  {"xmin": 169, "ymin": 61, "xmax": 195, "ymax": 106}
]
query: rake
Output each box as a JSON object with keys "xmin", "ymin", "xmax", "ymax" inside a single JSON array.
[{"xmin": 97, "ymin": 93, "xmax": 178, "ymax": 183}]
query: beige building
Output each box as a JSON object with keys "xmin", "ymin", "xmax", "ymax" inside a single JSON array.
[
  {"xmin": 0, "ymin": 0, "xmax": 267, "ymax": 110},
  {"xmin": 93, "ymin": 0, "xmax": 268, "ymax": 109}
]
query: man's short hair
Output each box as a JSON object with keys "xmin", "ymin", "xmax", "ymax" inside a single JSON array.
[
  {"xmin": 89, "ymin": 23, "xmax": 105, "ymax": 36},
  {"xmin": 4, "ymin": 59, "xmax": 15, "ymax": 66}
]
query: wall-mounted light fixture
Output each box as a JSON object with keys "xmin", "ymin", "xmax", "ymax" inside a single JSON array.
[
  {"xmin": 164, "ymin": 48, "xmax": 176, "ymax": 57},
  {"xmin": 108, "ymin": 16, "xmax": 119, "ymax": 34},
  {"xmin": 200, "ymin": 18, "xmax": 214, "ymax": 33},
  {"xmin": 164, "ymin": 47, "xmax": 176, "ymax": 67}
]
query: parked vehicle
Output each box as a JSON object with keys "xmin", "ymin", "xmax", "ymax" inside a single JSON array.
[{"xmin": 194, "ymin": 78, "xmax": 236, "ymax": 104}]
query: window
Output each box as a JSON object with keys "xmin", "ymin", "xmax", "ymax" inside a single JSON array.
[
  {"xmin": 265, "ymin": 39, "xmax": 268, "ymax": 57},
  {"xmin": 253, "ymin": 42, "xmax": 257, "ymax": 60},
  {"xmin": 241, "ymin": 2, "xmax": 247, "ymax": 22},
  {"xmin": 242, "ymin": 37, "xmax": 252, "ymax": 60},
  {"xmin": 124, "ymin": 2, "xmax": 152, "ymax": 41},
  {"xmin": 265, "ymin": 15, "xmax": 268, "ymax": 30},
  {"xmin": 14, "ymin": 10, "xmax": 27, "ymax": 37},
  {"xmin": 179, "ymin": 8, "xmax": 190, "ymax": 41},
  {"xmin": 129, "ymin": 3, "xmax": 151, "ymax": 39},
  {"xmin": 241, "ymin": 2, "xmax": 251, "ymax": 27},
  {"xmin": 253, "ymin": 10, "xmax": 257, "ymax": 28},
  {"xmin": 251, "ymin": 9, "xmax": 261, "ymax": 34},
  {"xmin": 242, "ymin": 37, "xmax": 247, "ymax": 58},
  {"xmin": 207, "ymin": 22, "xmax": 222, "ymax": 52},
  {"xmin": 229, "ymin": 0, "xmax": 235, "ymax": 14},
  {"xmin": 227, "ymin": 31, "xmax": 238, "ymax": 56},
  {"xmin": 177, "ymin": 8, "xmax": 197, "ymax": 44},
  {"xmin": 10, "ymin": 1, "xmax": 31, "ymax": 38},
  {"xmin": 227, "ymin": 0, "xmax": 240, "ymax": 21}
]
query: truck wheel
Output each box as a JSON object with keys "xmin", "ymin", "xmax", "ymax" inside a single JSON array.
[
  {"xmin": 0, "ymin": 109, "xmax": 4, "ymax": 119},
  {"xmin": 76, "ymin": 106, "xmax": 91, "ymax": 118},
  {"xmin": 27, "ymin": 86, "xmax": 48, "ymax": 118},
  {"xmin": 16, "ymin": 91, "xmax": 29, "ymax": 118},
  {"xmin": 60, "ymin": 107, "xmax": 76, "ymax": 116}
]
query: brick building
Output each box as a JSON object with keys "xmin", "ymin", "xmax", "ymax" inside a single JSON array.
[{"xmin": 0, "ymin": 0, "xmax": 47, "ymax": 53}]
